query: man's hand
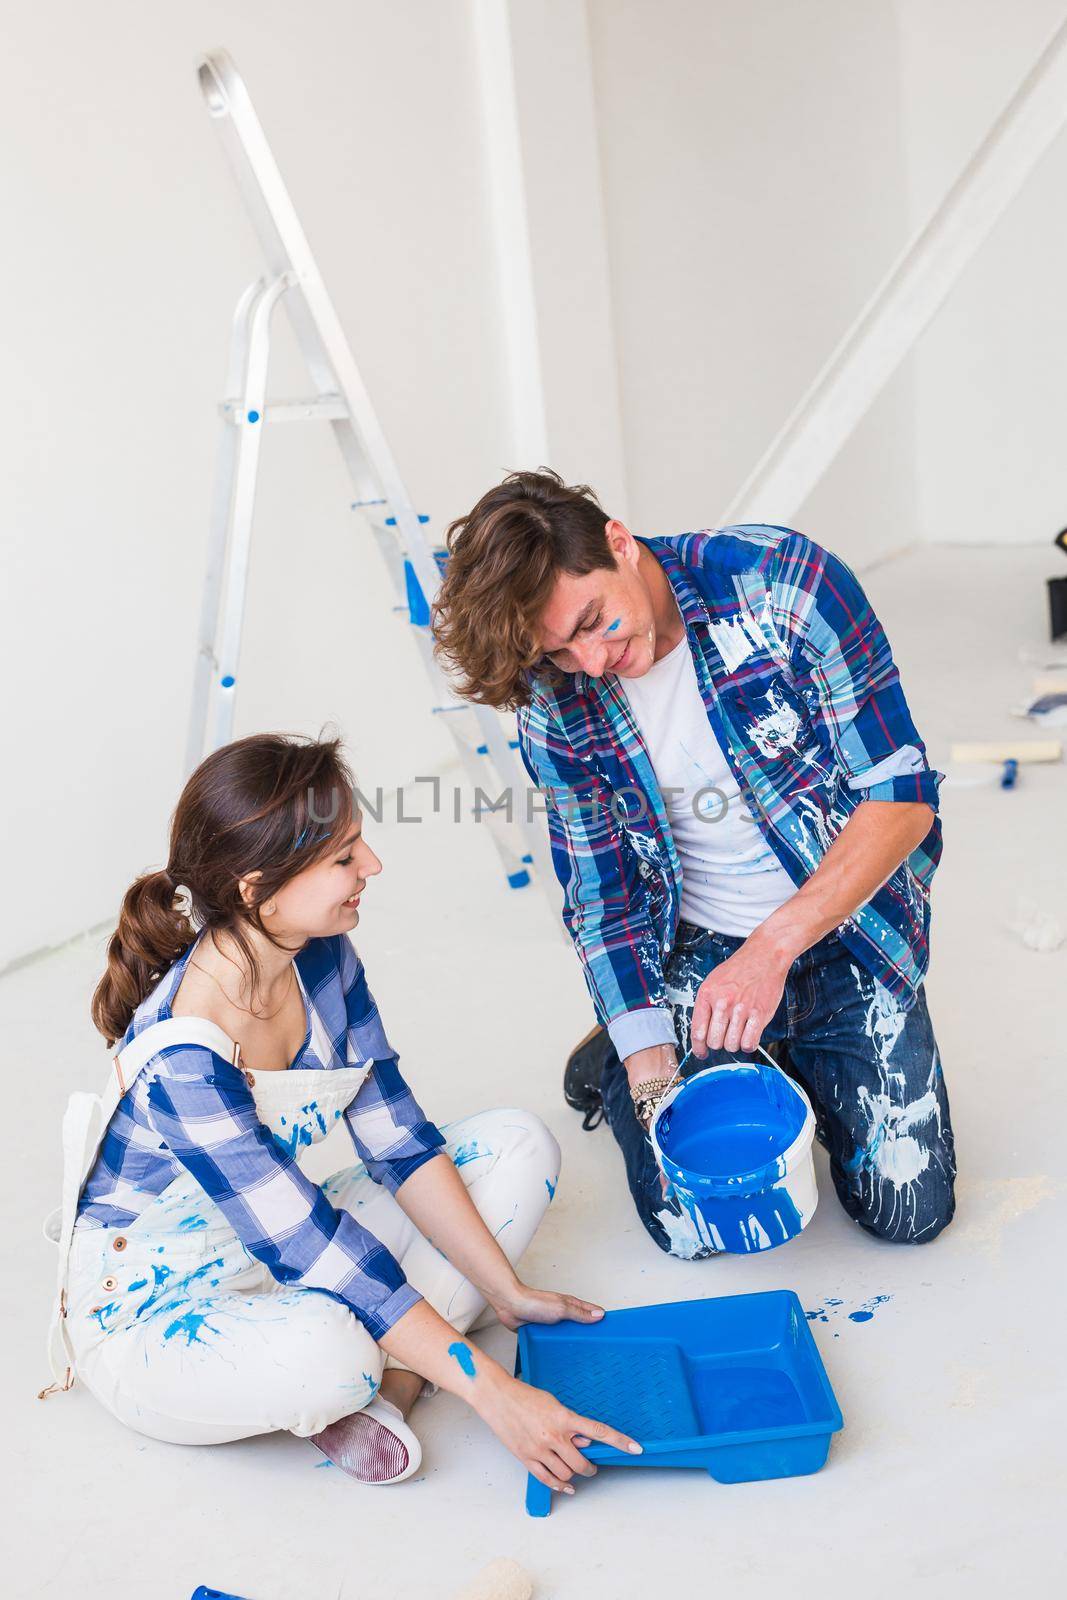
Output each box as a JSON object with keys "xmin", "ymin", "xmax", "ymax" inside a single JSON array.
[{"xmin": 690, "ymin": 934, "xmax": 792, "ymax": 1058}]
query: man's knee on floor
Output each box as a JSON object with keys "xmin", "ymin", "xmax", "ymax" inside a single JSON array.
[{"xmin": 849, "ymin": 1177, "xmax": 955, "ymax": 1245}]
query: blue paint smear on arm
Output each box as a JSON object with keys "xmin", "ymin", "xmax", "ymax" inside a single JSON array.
[{"xmin": 447, "ymin": 1341, "xmax": 477, "ymax": 1378}]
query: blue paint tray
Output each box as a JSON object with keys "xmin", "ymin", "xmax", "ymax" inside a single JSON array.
[{"xmin": 515, "ymin": 1290, "xmax": 842, "ymax": 1516}]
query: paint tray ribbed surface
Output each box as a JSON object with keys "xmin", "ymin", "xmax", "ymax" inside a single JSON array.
[{"xmin": 515, "ymin": 1290, "xmax": 842, "ymax": 1516}]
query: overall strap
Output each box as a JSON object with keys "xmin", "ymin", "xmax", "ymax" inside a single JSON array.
[{"xmin": 107, "ymin": 1015, "xmax": 241, "ymax": 1116}]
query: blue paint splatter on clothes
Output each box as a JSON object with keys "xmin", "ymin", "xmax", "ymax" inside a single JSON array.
[
  {"xmin": 163, "ymin": 1310, "xmax": 213, "ymax": 1346},
  {"xmin": 448, "ymin": 1341, "xmax": 476, "ymax": 1378},
  {"xmin": 91, "ymin": 1301, "xmax": 121, "ymax": 1333},
  {"xmin": 452, "ymin": 1139, "xmax": 489, "ymax": 1169},
  {"xmin": 177, "ymin": 1214, "xmax": 208, "ymax": 1232},
  {"xmin": 545, "ymin": 1176, "xmax": 557, "ymax": 1200}
]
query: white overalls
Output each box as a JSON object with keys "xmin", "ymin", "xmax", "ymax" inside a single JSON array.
[{"xmin": 44, "ymin": 1017, "xmax": 560, "ymax": 1444}]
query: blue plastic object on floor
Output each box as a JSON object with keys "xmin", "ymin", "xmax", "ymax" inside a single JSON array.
[{"xmin": 515, "ymin": 1290, "xmax": 842, "ymax": 1516}]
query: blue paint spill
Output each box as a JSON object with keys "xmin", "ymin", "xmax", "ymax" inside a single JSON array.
[
  {"xmin": 806, "ymin": 1293, "xmax": 892, "ymax": 1326},
  {"xmin": 302, "ymin": 1101, "xmax": 328, "ymax": 1136},
  {"xmin": 849, "ymin": 1295, "xmax": 892, "ymax": 1323},
  {"xmin": 673, "ymin": 1182, "xmax": 803, "ymax": 1253},
  {"xmin": 163, "ymin": 1310, "xmax": 212, "ymax": 1346},
  {"xmin": 91, "ymin": 1301, "xmax": 121, "ymax": 1332},
  {"xmin": 448, "ymin": 1341, "xmax": 477, "ymax": 1378},
  {"xmin": 452, "ymin": 1139, "xmax": 489, "ymax": 1169}
]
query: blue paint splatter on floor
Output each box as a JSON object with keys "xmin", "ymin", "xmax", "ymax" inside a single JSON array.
[
  {"xmin": 848, "ymin": 1294, "xmax": 892, "ymax": 1323},
  {"xmin": 806, "ymin": 1292, "xmax": 893, "ymax": 1326}
]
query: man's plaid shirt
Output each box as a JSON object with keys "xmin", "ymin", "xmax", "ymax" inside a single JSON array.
[{"xmin": 517, "ymin": 525, "xmax": 943, "ymax": 1060}]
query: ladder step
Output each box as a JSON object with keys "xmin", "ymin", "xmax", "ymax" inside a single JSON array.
[{"xmin": 219, "ymin": 395, "xmax": 349, "ymax": 423}]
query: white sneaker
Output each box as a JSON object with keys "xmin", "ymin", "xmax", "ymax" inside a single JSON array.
[{"xmin": 309, "ymin": 1394, "xmax": 423, "ymax": 1485}]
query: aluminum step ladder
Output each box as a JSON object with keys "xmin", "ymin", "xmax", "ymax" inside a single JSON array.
[{"xmin": 187, "ymin": 48, "xmax": 552, "ymax": 893}]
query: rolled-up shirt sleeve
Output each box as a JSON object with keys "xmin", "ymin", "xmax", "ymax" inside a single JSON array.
[
  {"xmin": 145, "ymin": 1048, "xmax": 422, "ymax": 1341},
  {"xmin": 778, "ymin": 535, "xmax": 944, "ymax": 813},
  {"xmin": 336, "ymin": 935, "xmax": 446, "ymax": 1194}
]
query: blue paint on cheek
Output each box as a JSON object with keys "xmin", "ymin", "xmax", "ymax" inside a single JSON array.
[
  {"xmin": 605, "ymin": 617, "xmax": 621, "ymax": 634},
  {"xmin": 447, "ymin": 1341, "xmax": 477, "ymax": 1378}
]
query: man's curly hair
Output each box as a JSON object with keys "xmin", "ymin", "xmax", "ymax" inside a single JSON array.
[{"xmin": 431, "ymin": 468, "xmax": 615, "ymax": 710}]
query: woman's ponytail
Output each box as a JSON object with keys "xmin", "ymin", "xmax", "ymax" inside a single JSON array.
[
  {"xmin": 90, "ymin": 866, "xmax": 195, "ymax": 1047},
  {"xmin": 89, "ymin": 732, "xmax": 355, "ymax": 1049}
]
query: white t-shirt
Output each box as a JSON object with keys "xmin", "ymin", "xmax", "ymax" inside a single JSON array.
[{"xmin": 619, "ymin": 635, "xmax": 796, "ymax": 936}]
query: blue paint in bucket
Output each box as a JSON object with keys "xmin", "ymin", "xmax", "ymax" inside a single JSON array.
[{"xmin": 652, "ymin": 1061, "xmax": 818, "ymax": 1254}]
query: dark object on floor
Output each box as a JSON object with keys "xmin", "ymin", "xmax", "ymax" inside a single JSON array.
[
  {"xmin": 516, "ymin": 1290, "xmax": 843, "ymax": 1517},
  {"xmin": 563, "ymin": 1024, "xmax": 609, "ymax": 1129},
  {"xmin": 1049, "ymin": 526, "xmax": 1067, "ymax": 640}
]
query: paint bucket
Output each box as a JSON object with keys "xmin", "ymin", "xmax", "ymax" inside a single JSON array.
[{"xmin": 650, "ymin": 1061, "xmax": 818, "ymax": 1253}]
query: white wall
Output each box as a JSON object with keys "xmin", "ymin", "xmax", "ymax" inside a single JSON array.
[
  {"xmin": 586, "ymin": 0, "xmax": 918, "ymax": 568},
  {"xmin": 2, "ymin": 2, "xmax": 509, "ymax": 967},
  {"xmin": 5, "ymin": 1, "xmax": 1062, "ymax": 968},
  {"xmin": 894, "ymin": 0, "xmax": 1067, "ymax": 546}
]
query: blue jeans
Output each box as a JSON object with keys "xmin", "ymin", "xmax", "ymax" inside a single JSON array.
[{"xmin": 600, "ymin": 922, "xmax": 957, "ymax": 1256}]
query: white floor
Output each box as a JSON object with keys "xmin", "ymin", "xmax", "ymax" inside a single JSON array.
[{"xmin": 8, "ymin": 545, "xmax": 1064, "ymax": 1600}]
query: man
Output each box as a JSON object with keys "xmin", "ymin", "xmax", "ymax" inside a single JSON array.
[{"xmin": 432, "ymin": 469, "xmax": 956, "ymax": 1257}]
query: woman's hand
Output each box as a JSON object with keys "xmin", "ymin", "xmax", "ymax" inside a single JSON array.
[
  {"xmin": 474, "ymin": 1368, "xmax": 642, "ymax": 1494},
  {"xmin": 487, "ymin": 1281, "xmax": 606, "ymax": 1333}
]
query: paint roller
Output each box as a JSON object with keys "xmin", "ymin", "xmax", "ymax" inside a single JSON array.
[{"xmin": 949, "ymin": 739, "xmax": 1062, "ymax": 789}]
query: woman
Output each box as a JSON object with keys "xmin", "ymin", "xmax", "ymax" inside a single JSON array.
[{"xmin": 58, "ymin": 732, "xmax": 640, "ymax": 1489}]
